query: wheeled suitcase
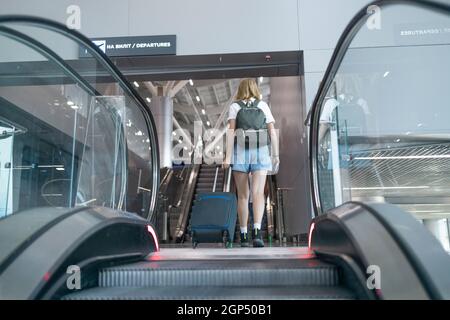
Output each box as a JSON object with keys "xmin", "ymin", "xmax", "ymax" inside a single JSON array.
[{"xmin": 190, "ymin": 192, "xmax": 237, "ymax": 248}]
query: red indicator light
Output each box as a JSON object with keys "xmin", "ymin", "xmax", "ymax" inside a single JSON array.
[
  {"xmin": 308, "ymin": 222, "xmax": 315, "ymax": 250},
  {"xmin": 147, "ymin": 225, "xmax": 160, "ymax": 252},
  {"xmin": 43, "ymin": 272, "xmax": 51, "ymax": 282}
]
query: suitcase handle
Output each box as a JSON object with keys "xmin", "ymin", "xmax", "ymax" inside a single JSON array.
[{"xmin": 212, "ymin": 166, "xmax": 219, "ymax": 192}]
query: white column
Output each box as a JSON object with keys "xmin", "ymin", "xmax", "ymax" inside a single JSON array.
[{"xmin": 151, "ymin": 96, "xmax": 173, "ymax": 168}]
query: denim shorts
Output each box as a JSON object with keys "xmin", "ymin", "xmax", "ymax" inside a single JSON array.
[{"xmin": 232, "ymin": 143, "xmax": 272, "ymax": 173}]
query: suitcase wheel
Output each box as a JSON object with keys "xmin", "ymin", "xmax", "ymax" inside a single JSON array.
[
  {"xmin": 192, "ymin": 231, "xmax": 198, "ymax": 249},
  {"xmin": 222, "ymin": 230, "xmax": 231, "ymax": 249}
]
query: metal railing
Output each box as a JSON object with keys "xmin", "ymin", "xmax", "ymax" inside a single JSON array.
[
  {"xmin": 175, "ymin": 164, "xmax": 201, "ymax": 242},
  {"xmin": 212, "ymin": 167, "xmax": 219, "ymax": 192},
  {"xmin": 223, "ymin": 167, "xmax": 232, "ymax": 193}
]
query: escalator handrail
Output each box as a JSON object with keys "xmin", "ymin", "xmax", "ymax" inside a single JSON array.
[
  {"xmin": 175, "ymin": 164, "xmax": 201, "ymax": 241},
  {"xmin": 212, "ymin": 166, "xmax": 219, "ymax": 192},
  {"xmin": 223, "ymin": 167, "xmax": 232, "ymax": 193},
  {"xmin": 308, "ymin": 0, "xmax": 450, "ymax": 216},
  {"xmin": 0, "ymin": 15, "xmax": 160, "ymax": 220},
  {"xmin": 310, "ymin": 202, "xmax": 450, "ymax": 299},
  {"xmin": 0, "ymin": 26, "xmax": 99, "ymax": 96}
]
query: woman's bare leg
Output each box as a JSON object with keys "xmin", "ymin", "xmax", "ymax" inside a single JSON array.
[
  {"xmin": 251, "ymin": 171, "xmax": 267, "ymax": 227},
  {"xmin": 233, "ymin": 171, "xmax": 250, "ymax": 231},
  {"xmin": 250, "ymin": 171, "xmax": 267, "ymax": 247}
]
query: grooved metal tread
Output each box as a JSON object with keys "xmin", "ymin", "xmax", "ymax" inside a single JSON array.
[
  {"xmin": 98, "ymin": 259, "xmax": 340, "ymax": 288},
  {"xmin": 62, "ymin": 285, "xmax": 355, "ymax": 300}
]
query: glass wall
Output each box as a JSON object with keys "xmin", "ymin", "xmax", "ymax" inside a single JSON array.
[
  {"xmin": 315, "ymin": 3, "xmax": 450, "ymax": 250},
  {"xmin": 0, "ymin": 19, "xmax": 157, "ymax": 219}
]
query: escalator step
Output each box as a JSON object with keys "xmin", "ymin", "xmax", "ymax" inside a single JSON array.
[
  {"xmin": 98, "ymin": 260, "xmax": 340, "ymax": 288},
  {"xmin": 196, "ymin": 182, "xmax": 222, "ymax": 187},
  {"xmin": 62, "ymin": 285, "xmax": 355, "ymax": 300},
  {"xmin": 197, "ymin": 178, "xmax": 224, "ymax": 183},
  {"xmin": 195, "ymin": 189, "xmax": 216, "ymax": 193}
]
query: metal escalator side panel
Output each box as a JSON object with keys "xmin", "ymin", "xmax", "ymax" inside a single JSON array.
[
  {"xmin": 307, "ymin": 1, "xmax": 450, "ymax": 300},
  {"xmin": 0, "ymin": 15, "xmax": 160, "ymax": 221},
  {"xmin": 0, "ymin": 206, "xmax": 157, "ymax": 300},
  {"xmin": 174, "ymin": 164, "xmax": 201, "ymax": 241},
  {"xmin": 0, "ymin": 207, "xmax": 89, "ymax": 274},
  {"xmin": 310, "ymin": 202, "xmax": 450, "ymax": 299},
  {"xmin": 365, "ymin": 202, "xmax": 450, "ymax": 299},
  {"xmin": 308, "ymin": 0, "xmax": 450, "ymax": 216},
  {"xmin": 0, "ymin": 26, "xmax": 98, "ymax": 96}
]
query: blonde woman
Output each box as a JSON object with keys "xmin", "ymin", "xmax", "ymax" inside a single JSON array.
[{"xmin": 223, "ymin": 79, "xmax": 279, "ymax": 247}]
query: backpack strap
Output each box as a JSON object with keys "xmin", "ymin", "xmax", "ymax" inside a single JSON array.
[
  {"xmin": 238, "ymin": 99, "xmax": 260, "ymax": 108},
  {"xmin": 251, "ymin": 99, "xmax": 260, "ymax": 108},
  {"xmin": 237, "ymin": 100, "xmax": 247, "ymax": 108}
]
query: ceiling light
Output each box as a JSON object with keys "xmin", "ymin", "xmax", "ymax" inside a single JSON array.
[
  {"xmin": 71, "ymin": 105, "xmax": 79, "ymax": 110},
  {"xmin": 146, "ymin": 97, "xmax": 151, "ymax": 103},
  {"xmin": 383, "ymin": 71, "xmax": 390, "ymax": 78},
  {"xmin": 135, "ymin": 130, "xmax": 143, "ymax": 136},
  {"xmin": 196, "ymin": 96, "xmax": 200, "ymax": 102},
  {"xmin": 67, "ymin": 101, "xmax": 74, "ymax": 106},
  {"xmin": 344, "ymin": 186, "xmax": 430, "ymax": 190},
  {"xmin": 355, "ymin": 155, "xmax": 450, "ymax": 160},
  {"xmin": 56, "ymin": 167, "xmax": 65, "ymax": 171},
  {"xmin": 259, "ymin": 76, "xmax": 264, "ymax": 83},
  {"xmin": 146, "ymin": 138, "xmax": 150, "ymax": 143},
  {"xmin": 133, "ymin": 81, "xmax": 139, "ymax": 88},
  {"xmin": 189, "ymin": 79, "xmax": 194, "ymax": 86},
  {"xmin": 206, "ymin": 121, "xmax": 211, "ymax": 126},
  {"xmin": 395, "ymin": 139, "xmax": 401, "ymax": 142},
  {"xmin": 201, "ymin": 109, "xmax": 206, "ymax": 115},
  {"xmin": 172, "ymin": 132, "xmax": 177, "ymax": 136},
  {"xmin": 126, "ymin": 120, "xmax": 132, "ymax": 127}
]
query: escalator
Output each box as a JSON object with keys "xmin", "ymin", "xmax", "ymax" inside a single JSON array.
[
  {"xmin": 62, "ymin": 253, "xmax": 355, "ymax": 300},
  {"xmin": 159, "ymin": 164, "xmax": 231, "ymax": 243},
  {"xmin": 156, "ymin": 163, "xmax": 273, "ymax": 246},
  {"xmin": 1, "ymin": 0, "xmax": 450, "ymax": 301}
]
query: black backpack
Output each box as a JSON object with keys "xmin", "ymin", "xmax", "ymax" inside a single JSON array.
[{"xmin": 235, "ymin": 99, "xmax": 269, "ymax": 148}]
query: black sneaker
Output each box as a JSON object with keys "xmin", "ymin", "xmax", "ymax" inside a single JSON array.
[
  {"xmin": 240, "ymin": 232, "xmax": 249, "ymax": 247},
  {"xmin": 252, "ymin": 229, "xmax": 264, "ymax": 248}
]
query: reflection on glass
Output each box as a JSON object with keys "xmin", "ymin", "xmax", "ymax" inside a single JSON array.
[
  {"xmin": 0, "ymin": 20, "xmax": 155, "ymax": 219},
  {"xmin": 316, "ymin": 4, "xmax": 450, "ymax": 250}
]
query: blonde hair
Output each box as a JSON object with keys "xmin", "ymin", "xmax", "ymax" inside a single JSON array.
[{"xmin": 235, "ymin": 78, "xmax": 262, "ymax": 101}]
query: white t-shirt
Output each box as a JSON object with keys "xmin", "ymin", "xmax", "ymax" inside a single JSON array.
[{"xmin": 227, "ymin": 98, "xmax": 275, "ymax": 124}]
